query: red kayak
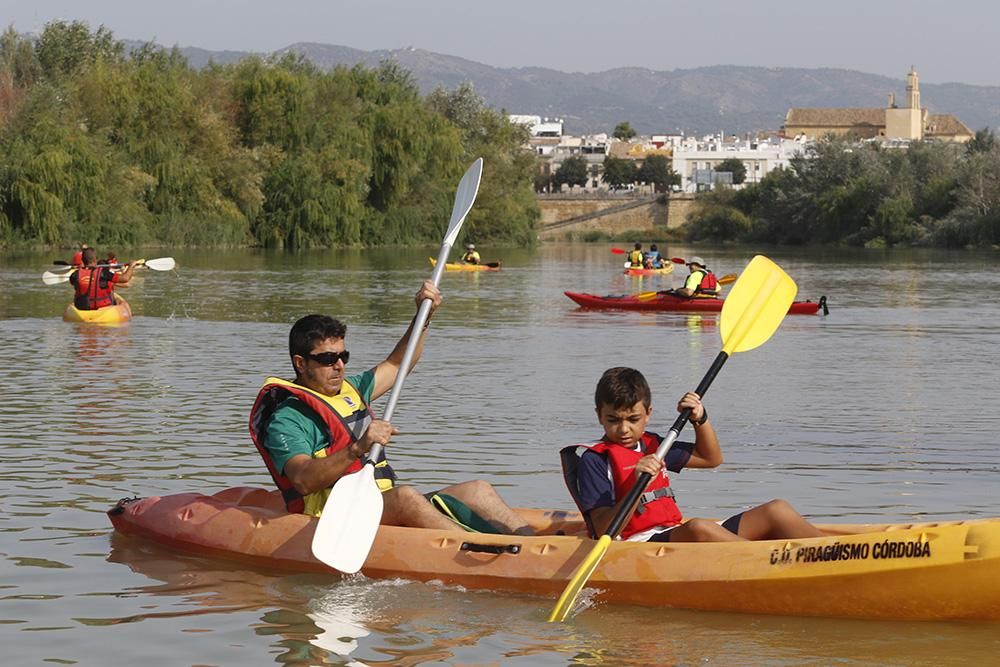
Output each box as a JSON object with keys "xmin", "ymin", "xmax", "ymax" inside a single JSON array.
[{"xmin": 565, "ymin": 291, "xmax": 828, "ymax": 315}]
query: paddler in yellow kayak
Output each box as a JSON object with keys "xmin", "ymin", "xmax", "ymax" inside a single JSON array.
[
  {"xmin": 461, "ymin": 243, "xmax": 481, "ymax": 265},
  {"xmin": 561, "ymin": 367, "xmax": 824, "ymax": 543}
]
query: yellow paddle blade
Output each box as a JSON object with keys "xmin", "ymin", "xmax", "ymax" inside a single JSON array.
[
  {"xmin": 717, "ymin": 273, "xmax": 738, "ymax": 285},
  {"xmin": 547, "ymin": 535, "xmax": 611, "ymax": 622},
  {"xmin": 720, "ymin": 255, "xmax": 797, "ymax": 354}
]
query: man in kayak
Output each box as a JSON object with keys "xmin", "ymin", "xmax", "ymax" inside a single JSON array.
[
  {"xmin": 628, "ymin": 242, "xmax": 644, "ymax": 268},
  {"xmin": 673, "ymin": 256, "xmax": 719, "ymax": 297},
  {"xmin": 561, "ymin": 367, "xmax": 824, "ymax": 542},
  {"xmin": 250, "ymin": 286, "xmax": 534, "ymax": 535},
  {"xmin": 69, "ymin": 247, "xmax": 137, "ymax": 310},
  {"xmin": 461, "ymin": 243, "xmax": 480, "ymax": 265}
]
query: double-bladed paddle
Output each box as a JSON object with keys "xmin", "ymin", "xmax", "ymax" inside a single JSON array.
[
  {"xmin": 311, "ymin": 158, "xmax": 484, "ymax": 574},
  {"xmin": 548, "ymin": 254, "xmax": 798, "ymax": 622},
  {"xmin": 41, "ymin": 257, "xmax": 177, "ymax": 285}
]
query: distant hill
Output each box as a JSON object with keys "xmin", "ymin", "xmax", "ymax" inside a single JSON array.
[{"xmin": 170, "ymin": 41, "xmax": 999, "ymax": 135}]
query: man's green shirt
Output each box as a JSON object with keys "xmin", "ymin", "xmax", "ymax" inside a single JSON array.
[{"xmin": 264, "ymin": 369, "xmax": 376, "ymax": 474}]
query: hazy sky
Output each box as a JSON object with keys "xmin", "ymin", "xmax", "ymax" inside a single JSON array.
[{"xmin": 3, "ymin": 0, "xmax": 997, "ymax": 86}]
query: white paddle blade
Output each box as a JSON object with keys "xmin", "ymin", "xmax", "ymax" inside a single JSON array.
[
  {"xmin": 311, "ymin": 465, "xmax": 383, "ymax": 573},
  {"xmin": 143, "ymin": 257, "xmax": 176, "ymax": 271},
  {"xmin": 442, "ymin": 158, "xmax": 483, "ymax": 246},
  {"xmin": 42, "ymin": 270, "xmax": 73, "ymax": 285}
]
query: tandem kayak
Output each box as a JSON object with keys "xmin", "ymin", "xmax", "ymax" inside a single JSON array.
[
  {"xmin": 623, "ymin": 264, "xmax": 673, "ymax": 276},
  {"xmin": 62, "ymin": 296, "xmax": 132, "ymax": 324},
  {"xmin": 429, "ymin": 257, "xmax": 501, "ymax": 272},
  {"xmin": 566, "ymin": 291, "xmax": 828, "ymax": 315},
  {"xmin": 108, "ymin": 487, "xmax": 1000, "ymax": 620}
]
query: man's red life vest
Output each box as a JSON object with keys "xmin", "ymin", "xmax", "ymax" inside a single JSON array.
[
  {"xmin": 690, "ymin": 269, "xmax": 719, "ymax": 295},
  {"xmin": 561, "ymin": 432, "xmax": 683, "ymax": 539},
  {"xmin": 249, "ymin": 377, "xmax": 396, "ymax": 515},
  {"xmin": 71, "ymin": 251, "xmax": 84, "ymax": 267},
  {"xmin": 71, "ymin": 267, "xmax": 117, "ymax": 309}
]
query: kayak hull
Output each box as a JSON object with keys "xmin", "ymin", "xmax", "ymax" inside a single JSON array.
[
  {"xmin": 429, "ymin": 257, "xmax": 501, "ymax": 272},
  {"xmin": 623, "ymin": 265, "xmax": 673, "ymax": 276},
  {"xmin": 565, "ymin": 291, "xmax": 825, "ymax": 315},
  {"xmin": 63, "ymin": 296, "xmax": 132, "ymax": 324},
  {"xmin": 108, "ymin": 487, "xmax": 1000, "ymax": 620}
]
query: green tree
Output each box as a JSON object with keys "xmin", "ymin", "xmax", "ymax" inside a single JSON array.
[
  {"xmin": 966, "ymin": 128, "xmax": 996, "ymax": 155},
  {"xmin": 613, "ymin": 121, "xmax": 636, "ymax": 141},
  {"xmin": 637, "ymin": 154, "xmax": 678, "ymax": 191},
  {"xmin": 553, "ymin": 155, "xmax": 589, "ymax": 189},
  {"xmin": 35, "ymin": 20, "xmax": 123, "ymax": 79},
  {"xmin": 601, "ymin": 156, "xmax": 637, "ymax": 189},
  {"xmin": 714, "ymin": 157, "xmax": 747, "ymax": 185}
]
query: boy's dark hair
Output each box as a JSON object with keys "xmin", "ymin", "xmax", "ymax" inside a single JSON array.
[
  {"xmin": 289, "ymin": 315, "xmax": 347, "ymax": 361},
  {"xmin": 82, "ymin": 247, "xmax": 97, "ymax": 264},
  {"xmin": 595, "ymin": 367, "xmax": 651, "ymax": 410}
]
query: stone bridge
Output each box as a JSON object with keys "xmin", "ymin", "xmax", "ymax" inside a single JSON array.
[{"xmin": 536, "ymin": 193, "xmax": 696, "ymax": 239}]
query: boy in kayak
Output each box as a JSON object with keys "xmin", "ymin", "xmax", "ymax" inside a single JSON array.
[
  {"xmin": 250, "ymin": 284, "xmax": 533, "ymax": 535},
  {"xmin": 561, "ymin": 366, "xmax": 824, "ymax": 542}
]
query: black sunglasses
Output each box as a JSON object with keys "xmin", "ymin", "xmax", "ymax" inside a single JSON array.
[{"xmin": 305, "ymin": 350, "xmax": 350, "ymax": 366}]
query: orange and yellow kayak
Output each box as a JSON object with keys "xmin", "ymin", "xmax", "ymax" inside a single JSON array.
[
  {"xmin": 109, "ymin": 487, "xmax": 1000, "ymax": 621},
  {"xmin": 62, "ymin": 296, "xmax": 132, "ymax": 324},
  {"xmin": 623, "ymin": 264, "xmax": 673, "ymax": 276},
  {"xmin": 429, "ymin": 257, "xmax": 501, "ymax": 272}
]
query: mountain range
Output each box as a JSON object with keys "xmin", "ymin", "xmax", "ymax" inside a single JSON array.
[{"xmin": 170, "ymin": 41, "xmax": 999, "ymax": 136}]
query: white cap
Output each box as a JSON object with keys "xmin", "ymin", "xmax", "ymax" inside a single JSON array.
[{"xmin": 688, "ymin": 256, "xmax": 706, "ymax": 267}]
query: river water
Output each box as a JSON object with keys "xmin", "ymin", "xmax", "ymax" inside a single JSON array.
[{"xmin": 1, "ymin": 243, "xmax": 999, "ymax": 666}]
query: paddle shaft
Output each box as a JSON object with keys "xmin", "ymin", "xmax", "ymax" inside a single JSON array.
[
  {"xmin": 603, "ymin": 351, "xmax": 729, "ymax": 538},
  {"xmin": 365, "ymin": 240, "xmax": 450, "ymax": 464}
]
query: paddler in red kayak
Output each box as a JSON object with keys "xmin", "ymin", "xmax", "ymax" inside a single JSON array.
[
  {"xmin": 673, "ymin": 256, "xmax": 720, "ymax": 297},
  {"xmin": 560, "ymin": 367, "xmax": 824, "ymax": 543},
  {"xmin": 249, "ymin": 284, "xmax": 534, "ymax": 535}
]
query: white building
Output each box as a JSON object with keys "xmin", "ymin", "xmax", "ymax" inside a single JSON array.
[{"xmin": 671, "ymin": 134, "xmax": 809, "ymax": 193}]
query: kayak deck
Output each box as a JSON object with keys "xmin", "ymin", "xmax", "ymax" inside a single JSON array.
[
  {"xmin": 565, "ymin": 291, "xmax": 827, "ymax": 315},
  {"xmin": 109, "ymin": 487, "xmax": 1000, "ymax": 620},
  {"xmin": 428, "ymin": 257, "xmax": 501, "ymax": 272}
]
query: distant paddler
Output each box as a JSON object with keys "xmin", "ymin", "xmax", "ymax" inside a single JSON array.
[{"xmin": 461, "ymin": 243, "xmax": 481, "ymax": 265}]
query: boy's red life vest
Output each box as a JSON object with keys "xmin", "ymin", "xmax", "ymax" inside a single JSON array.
[
  {"xmin": 561, "ymin": 431, "xmax": 683, "ymax": 539},
  {"xmin": 72, "ymin": 267, "xmax": 117, "ymax": 309},
  {"xmin": 249, "ymin": 377, "xmax": 396, "ymax": 515}
]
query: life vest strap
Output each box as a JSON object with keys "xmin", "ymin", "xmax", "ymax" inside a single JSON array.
[{"xmin": 636, "ymin": 486, "xmax": 675, "ymax": 515}]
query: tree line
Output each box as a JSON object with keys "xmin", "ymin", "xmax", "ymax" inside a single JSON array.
[
  {"xmin": 684, "ymin": 133, "xmax": 1000, "ymax": 248},
  {"xmin": 0, "ymin": 21, "xmax": 539, "ymax": 248}
]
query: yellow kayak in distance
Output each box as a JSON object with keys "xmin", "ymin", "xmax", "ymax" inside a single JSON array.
[
  {"xmin": 62, "ymin": 296, "xmax": 132, "ymax": 325},
  {"xmin": 429, "ymin": 257, "xmax": 502, "ymax": 272},
  {"xmin": 110, "ymin": 487, "xmax": 1000, "ymax": 621}
]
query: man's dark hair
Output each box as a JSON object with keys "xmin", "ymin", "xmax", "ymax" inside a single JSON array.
[
  {"xmin": 82, "ymin": 247, "xmax": 97, "ymax": 264},
  {"xmin": 595, "ymin": 367, "xmax": 652, "ymax": 410},
  {"xmin": 289, "ymin": 315, "xmax": 347, "ymax": 361}
]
